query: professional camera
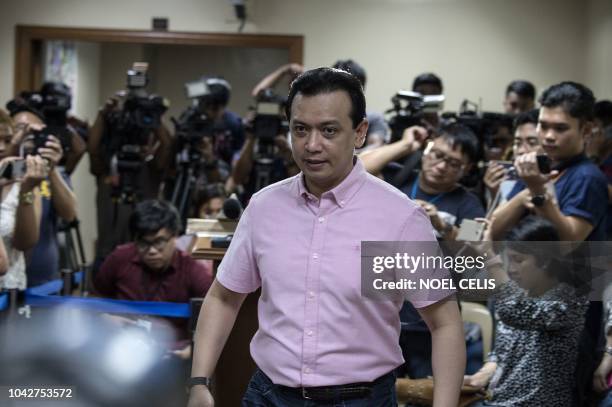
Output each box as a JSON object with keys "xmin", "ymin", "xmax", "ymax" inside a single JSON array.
[
  {"xmin": 252, "ymin": 88, "xmax": 288, "ymax": 158},
  {"xmin": 105, "ymin": 65, "xmax": 168, "ymax": 146},
  {"xmin": 103, "ymin": 63, "xmax": 168, "ymax": 202},
  {"xmin": 386, "ymin": 90, "xmax": 445, "ymax": 143},
  {"xmin": 441, "ymin": 100, "xmax": 513, "ymax": 144},
  {"xmin": 6, "ymin": 82, "xmax": 73, "ymax": 152}
]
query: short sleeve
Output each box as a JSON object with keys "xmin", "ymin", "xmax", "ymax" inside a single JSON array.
[
  {"xmin": 215, "ymin": 197, "xmax": 261, "ymax": 293},
  {"xmin": 558, "ymin": 172, "xmax": 607, "ymax": 227},
  {"xmin": 398, "ymin": 206, "xmax": 455, "ymax": 309}
]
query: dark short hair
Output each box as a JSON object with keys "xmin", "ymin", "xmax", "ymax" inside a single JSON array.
[
  {"xmin": 285, "ymin": 67, "xmax": 366, "ymax": 129},
  {"xmin": 204, "ymin": 77, "xmax": 231, "ymax": 108},
  {"xmin": 513, "ymin": 109, "xmax": 539, "ymax": 131},
  {"xmin": 129, "ymin": 199, "xmax": 181, "ymax": 239},
  {"xmin": 539, "ymin": 81, "xmax": 595, "ymax": 123},
  {"xmin": 332, "ymin": 59, "xmax": 367, "ymax": 88},
  {"xmin": 594, "ymin": 100, "xmax": 612, "ymax": 128},
  {"xmin": 436, "ymin": 123, "xmax": 479, "ymax": 164},
  {"xmin": 506, "ymin": 80, "xmax": 536, "ymax": 100},
  {"xmin": 412, "ymin": 73, "xmax": 443, "ymax": 93},
  {"xmin": 505, "ymin": 216, "xmax": 567, "ymax": 280}
]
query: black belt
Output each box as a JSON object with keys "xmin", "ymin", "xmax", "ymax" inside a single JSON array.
[{"xmin": 277, "ymin": 371, "xmax": 394, "ymax": 401}]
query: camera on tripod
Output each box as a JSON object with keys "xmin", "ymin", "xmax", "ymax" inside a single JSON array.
[
  {"xmin": 103, "ymin": 62, "xmax": 169, "ymax": 202},
  {"xmin": 386, "ymin": 90, "xmax": 445, "ymax": 143},
  {"xmin": 252, "ymin": 88, "xmax": 288, "ymax": 148}
]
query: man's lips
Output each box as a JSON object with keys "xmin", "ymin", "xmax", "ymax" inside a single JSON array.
[{"xmin": 303, "ymin": 158, "xmax": 327, "ymax": 169}]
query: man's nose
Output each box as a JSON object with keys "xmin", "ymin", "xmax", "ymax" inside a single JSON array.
[{"xmin": 304, "ymin": 131, "xmax": 323, "ymax": 152}]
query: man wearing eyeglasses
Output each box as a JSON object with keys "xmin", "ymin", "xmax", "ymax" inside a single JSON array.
[
  {"xmin": 361, "ymin": 123, "xmax": 484, "ymax": 242},
  {"xmin": 94, "ymin": 199, "xmax": 213, "ymax": 355}
]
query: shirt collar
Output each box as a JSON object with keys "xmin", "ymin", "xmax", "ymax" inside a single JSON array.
[
  {"xmin": 553, "ymin": 153, "xmax": 589, "ymax": 173},
  {"xmin": 295, "ymin": 156, "xmax": 367, "ymax": 208}
]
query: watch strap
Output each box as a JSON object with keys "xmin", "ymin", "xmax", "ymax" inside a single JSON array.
[{"xmin": 188, "ymin": 377, "xmax": 212, "ymax": 388}]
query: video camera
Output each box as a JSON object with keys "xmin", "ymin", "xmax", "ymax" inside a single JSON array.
[
  {"xmin": 105, "ymin": 63, "xmax": 168, "ymax": 146},
  {"xmin": 103, "ymin": 63, "xmax": 168, "ymax": 202},
  {"xmin": 386, "ymin": 90, "xmax": 445, "ymax": 143},
  {"xmin": 252, "ymin": 88, "xmax": 288, "ymax": 158},
  {"xmin": 441, "ymin": 100, "xmax": 514, "ymax": 150}
]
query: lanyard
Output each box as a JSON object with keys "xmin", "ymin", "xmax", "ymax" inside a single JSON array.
[{"xmin": 410, "ymin": 175, "xmax": 445, "ymax": 205}]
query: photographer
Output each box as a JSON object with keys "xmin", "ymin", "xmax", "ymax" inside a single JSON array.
[
  {"xmin": 191, "ymin": 77, "xmax": 244, "ymax": 168},
  {"xmin": 7, "ymin": 82, "xmax": 87, "ymax": 175},
  {"xmin": 0, "ymin": 110, "xmax": 46, "ymax": 290},
  {"xmin": 88, "ymin": 65, "xmax": 173, "ymax": 264},
  {"xmin": 230, "ymin": 93, "xmax": 299, "ymax": 203},
  {"xmin": 6, "ymin": 103, "xmax": 77, "ymax": 286},
  {"xmin": 483, "ymin": 109, "xmax": 541, "ymax": 205},
  {"xmin": 39, "ymin": 82, "xmax": 88, "ymax": 174},
  {"xmin": 490, "ymin": 82, "xmax": 608, "ymax": 242}
]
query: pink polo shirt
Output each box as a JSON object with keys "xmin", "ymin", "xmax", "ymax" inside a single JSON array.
[{"xmin": 216, "ymin": 158, "xmax": 444, "ymax": 387}]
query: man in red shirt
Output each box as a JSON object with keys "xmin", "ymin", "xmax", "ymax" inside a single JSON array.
[{"xmin": 95, "ymin": 199, "xmax": 212, "ymax": 355}]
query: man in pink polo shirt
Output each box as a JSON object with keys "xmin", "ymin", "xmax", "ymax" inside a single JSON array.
[{"xmin": 188, "ymin": 68, "xmax": 465, "ymax": 406}]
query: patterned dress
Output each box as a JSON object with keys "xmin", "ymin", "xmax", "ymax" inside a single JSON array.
[
  {"xmin": 485, "ymin": 281, "xmax": 588, "ymax": 406},
  {"xmin": 0, "ymin": 183, "xmax": 26, "ymax": 289}
]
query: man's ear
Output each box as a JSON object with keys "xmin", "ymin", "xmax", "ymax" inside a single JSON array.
[
  {"xmin": 354, "ymin": 119, "xmax": 369, "ymax": 149},
  {"xmin": 580, "ymin": 120, "xmax": 594, "ymax": 139}
]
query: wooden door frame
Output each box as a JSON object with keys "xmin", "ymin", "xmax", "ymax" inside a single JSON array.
[{"xmin": 14, "ymin": 25, "xmax": 304, "ymax": 94}]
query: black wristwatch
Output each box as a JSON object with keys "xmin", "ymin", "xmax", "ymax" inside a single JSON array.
[
  {"xmin": 531, "ymin": 194, "xmax": 547, "ymax": 207},
  {"xmin": 188, "ymin": 377, "xmax": 212, "ymax": 388}
]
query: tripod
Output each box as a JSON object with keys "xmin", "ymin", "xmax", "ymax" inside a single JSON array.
[{"xmin": 58, "ymin": 218, "xmax": 89, "ymax": 294}]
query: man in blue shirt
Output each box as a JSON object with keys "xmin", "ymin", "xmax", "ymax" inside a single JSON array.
[{"xmin": 491, "ymin": 81, "xmax": 608, "ymax": 242}]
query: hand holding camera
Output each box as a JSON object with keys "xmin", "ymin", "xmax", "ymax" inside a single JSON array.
[{"xmin": 514, "ymin": 152, "xmax": 556, "ymax": 193}]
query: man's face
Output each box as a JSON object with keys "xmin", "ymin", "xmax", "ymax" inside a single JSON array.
[
  {"xmin": 0, "ymin": 124, "xmax": 14, "ymax": 160},
  {"xmin": 513, "ymin": 123, "xmax": 542, "ymax": 158},
  {"xmin": 414, "ymin": 84, "xmax": 442, "ymax": 96},
  {"xmin": 290, "ymin": 90, "xmax": 367, "ymax": 196},
  {"xmin": 485, "ymin": 125, "xmax": 513, "ymax": 161},
  {"xmin": 421, "ymin": 137, "xmax": 469, "ymax": 190},
  {"xmin": 503, "ymin": 91, "xmax": 535, "ymax": 115},
  {"xmin": 537, "ymin": 106, "xmax": 589, "ymax": 162},
  {"xmin": 135, "ymin": 228, "xmax": 176, "ymax": 272},
  {"xmin": 585, "ymin": 118, "xmax": 606, "ymax": 159},
  {"xmin": 13, "ymin": 111, "xmax": 44, "ymax": 156}
]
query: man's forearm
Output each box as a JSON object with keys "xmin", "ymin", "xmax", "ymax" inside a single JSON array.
[
  {"xmin": 431, "ymin": 320, "xmax": 465, "ymax": 407},
  {"xmin": 88, "ymin": 115, "xmax": 106, "ymax": 176},
  {"xmin": 359, "ymin": 140, "xmax": 413, "ymax": 176},
  {"xmin": 49, "ymin": 169, "xmax": 77, "ymax": 221},
  {"xmin": 191, "ymin": 281, "xmax": 247, "ymax": 378},
  {"xmin": 231, "ymin": 138, "xmax": 255, "ymax": 185},
  {"xmin": 13, "ymin": 188, "xmax": 42, "ymax": 251}
]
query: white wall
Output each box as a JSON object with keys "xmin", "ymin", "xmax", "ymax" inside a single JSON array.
[
  {"xmin": 585, "ymin": 0, "xmax": 612, "ymax": 100},
  {"xmin": 1, "ymin": 0, "xmax": 606, "ymax": 112}
]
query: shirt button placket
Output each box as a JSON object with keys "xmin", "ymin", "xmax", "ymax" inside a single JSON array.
[{"xmin": 302, "ymin": 210, "xmax": 327, "ymax": 383}]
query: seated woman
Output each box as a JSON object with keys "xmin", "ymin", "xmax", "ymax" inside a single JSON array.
[{"xmin": 464, "ymin": 216, "xmax": 588, "ymax": 407}]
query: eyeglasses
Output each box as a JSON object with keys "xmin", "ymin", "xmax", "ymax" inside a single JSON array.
[
  {"xmin": 423, "ymin": 143, "xmax": 465, "ymax": 172},
  {"xmin": 513, "ymin": 138, "xmax": 540, "ymax": 148},
  {"xmin": 136, "ymin": 236, "xmax": 172, "ymax": 253}
]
